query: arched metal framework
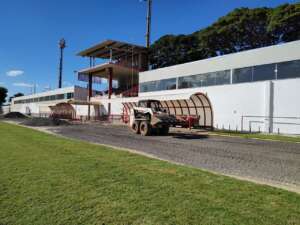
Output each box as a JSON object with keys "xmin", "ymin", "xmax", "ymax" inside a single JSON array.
[{"xmin": 122, "ymin": 92, "xmax": 213, "ymax": 128}]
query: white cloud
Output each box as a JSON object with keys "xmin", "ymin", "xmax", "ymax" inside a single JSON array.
[
  {"xmin": 6, "ymin": 70, "xmax": 24, "ymax": 77},
  {"xmin": 13, "ymin": 82, "xmax": 34, "ymax": 88}
]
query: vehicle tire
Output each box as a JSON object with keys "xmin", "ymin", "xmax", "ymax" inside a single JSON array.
[
  {"xmin": 131, "ymin": 121, "xmax": 140, "ymax": 134},
  {"xmin": 160, "ymin": 126, "xmax": 169, "ymax": 135},
  {"xmin": 139, "ymin": 121, "xmax": 152, "ymax": 136}
]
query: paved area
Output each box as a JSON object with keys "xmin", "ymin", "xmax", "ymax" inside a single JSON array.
[{"xmin": 47, "ymin": 123, "xmax": 300, "ymax": 191}]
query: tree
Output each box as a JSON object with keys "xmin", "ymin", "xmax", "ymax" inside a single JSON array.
[
  {"xmin": 197, "ymin": 7, "xmax": 275, "ymax": 55},
  {"xmin": 268, "ymin": 3, "xmax": 300, "ymax": 42},
  {"xmin": 149, "ymin": 3, "xmax": 300, "ymax": 69},
  {"xmin": 149, "ymin": 34, "xmax": 203, "ymax": 69},
  {"xmin": 0, "ymin": 87, "xmax": 8, "ymax": 106},
  {"xmin": 9, "ymin": 92, "xmax": 24, "ymax": 103}
]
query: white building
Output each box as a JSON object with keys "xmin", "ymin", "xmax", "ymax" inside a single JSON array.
[
  {"xmin": 91, "ymin": 40, "xmax": 300, "ymax": 135},
  {"xmin": 9, "ymin": 40, "xmax": 300, "ymax": 135},
  {"xmin": 10, "ymin": 86, "xmax": 101, "ymax": 119}
]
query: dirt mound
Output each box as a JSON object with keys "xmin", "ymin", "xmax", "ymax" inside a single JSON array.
[
  {"xmin": 22, "ymin": 117, "xmax": 70, "ymax": 127},
  {"xmin": 4, "ymin": 112, "xmax": 28, "ymax": 119}
]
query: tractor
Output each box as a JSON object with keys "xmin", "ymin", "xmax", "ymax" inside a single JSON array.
[{"xmin": 129, "ymin": 99, "xmax": 177, "ymax": 136}]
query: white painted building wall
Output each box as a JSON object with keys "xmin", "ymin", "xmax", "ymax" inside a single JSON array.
[
  {"xmin": 139, "ymin": 40, "xmax": 300, "ymax": 83},
  {"xmin": 11, "ymin": 86, "xmax": 75, "ymax": 115},
  {"xmin": 7, "ymin": 41, "xmax": 300, "ymax": 135},
  {"xmin": 1, "ymin": 105, "xmax": 11, "ymax": 114},
  {"xmin": 97, "ymin": 78, "xmax": 300, "ymax": 134},
  {"xmin": 9, "ymin": 86, "xmax": 100, "ymax": 118},
  {"xmin": 95, "ymin": 41, "xmax": 300, "ymax": 135}
]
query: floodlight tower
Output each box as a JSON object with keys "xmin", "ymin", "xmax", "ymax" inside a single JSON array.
[
  {"xmin": 145, "ymin": 0, "xmax": 152, "ymax": 48},
  {"xmin": 58, "ymin": 38, "xmax": 66, "ymax": 89}
]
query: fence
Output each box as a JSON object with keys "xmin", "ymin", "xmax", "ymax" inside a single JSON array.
[{"xmin": 241, "ymin": 115, "xmax": 300, "ymax": 134}]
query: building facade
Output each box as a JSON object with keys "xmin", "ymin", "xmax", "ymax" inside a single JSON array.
[
  {"xmin": 95, "ymin": 40, "xmax": 300, "ymax": 134},
  {"xmin": 8, "ymin": 40, "xmax": 300, "ymax": 134},
  {"xmin": 137, "ymin": 40, "xmax": 300, "ymax": 134},
  {"xmin": 11, "ymin": 86, "xmax": 101, "ymax": 119}
]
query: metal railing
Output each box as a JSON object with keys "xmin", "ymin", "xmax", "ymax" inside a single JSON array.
[{"xmin": 241, "ymin": 115, "xmax": 300, "ymax": 134}]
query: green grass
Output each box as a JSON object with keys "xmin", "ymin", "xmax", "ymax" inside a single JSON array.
[
  {"xmin": 212, "ymin": 130, "xmax": 300, "ymax": 143},
  {"xmin": 0, "ymin": 122, "xmax": 299, "ymax": 225}
]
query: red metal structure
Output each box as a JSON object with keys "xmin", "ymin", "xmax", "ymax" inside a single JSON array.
[{"xmin": 77, "ymin": 40, "xmax": 148, "ymax": 119}]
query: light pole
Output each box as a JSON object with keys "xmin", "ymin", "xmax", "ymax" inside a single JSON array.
[
  {"xmin": 145, "ymin": 0, "xmax": 152, "ymax": 48},
  {"xmin": 58, "ymin": 38, "xmax": 66, "ymax": 89}
]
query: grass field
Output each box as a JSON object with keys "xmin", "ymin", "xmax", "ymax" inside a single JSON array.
[
  {"xmin": 0, "ymin": 122, "xmax": 299, "ymax": 225},
  {"xmin": 212, "ymin": 130, "xmax": 300, "ymax": 143}
]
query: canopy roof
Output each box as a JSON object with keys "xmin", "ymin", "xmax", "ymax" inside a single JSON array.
[
  {"xmin": 122, "ymin": 93, "xmax": 213, "ymax": 128},
  {"xmin": 78, "ymin": 62, "xmax": 139, "ymax": 79},
  {"xmin": 77, "ymin": 40, "xmax": 147, "ymax": 59}
]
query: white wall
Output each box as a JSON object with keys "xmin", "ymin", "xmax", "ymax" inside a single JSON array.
[
  {"xmin": 272, "ymin": 79, "xmax": 300, "ymax": 134},
  {"xmin": 140, "ymin": 40, "xmax": 300, "ymax": 82},
  {"xmin": 138, "ymin": 82, "xmax": 266, "ymax": 132},
  {"xmin": 11, "ymin": 100, "xmax": 70, "ymax": 115},
  {"xmin": 12, "ymin": 86, "xmax": 75, "ymax": 103},
  {"xmin": 1, "ymin": 105, "xmax": 11, "ymax": 114},
  {"xmin": 98, "ymin": 78, "xmax": 300, "ymax": 135}
]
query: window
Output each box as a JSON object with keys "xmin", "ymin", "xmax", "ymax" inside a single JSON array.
[
  {"xmin": 277, "ymin": 60, "xmax": 300, "ymax": 80},
  {"xmin": 140, "ymin": 78, "xmax": 176, "ymax": 92},
  {"xmin": 178, "ymin": 75, "xmax": 198, "ymax": 89},
  {"xmin": 215, "ymin": 70, "xmax": 231, "ymax": 85},
  {"xmin": 253, "ymin": 63, "xmax": 276, "ymax": 81},
  {"xmin": 157, "ymin": 78, "xmax": 176, "ymax": 91},
  {"xmin": 206, "ymin": 73, "xmax": 216, "ymax": 86},
  {"xmin": 67, "ymin": 93, "xmax": 74, "ymax": 99},
  {"xmin": 56, "ymin": 94, "xmax": 65, "ymax": 100},
  {"xmin": 179, "ymin": 70, "xmax": 230, "ymax": 89},
  {"xmin": 140, "ymin": 81, "xmax": 157, "ymax": 92},
  {"xmin": 233, "ymin": 67, "xmax": 253, "ymax": 83}
]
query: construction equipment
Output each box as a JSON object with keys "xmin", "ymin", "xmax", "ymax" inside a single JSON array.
[{"xmin": 129, "ymin": 99, "xmax": 177, "ymax": 136}]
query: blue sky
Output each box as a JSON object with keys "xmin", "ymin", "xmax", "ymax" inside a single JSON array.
[{"xmin": 0, "ymin": 0, "xmax": 297, "ymax": 98}]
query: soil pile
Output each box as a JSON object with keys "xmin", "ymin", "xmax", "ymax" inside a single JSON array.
[
  {"xmin": 22, "ymin": 117, "xmax": 70, "ymax": 127},
  {"xmin": 4, "ymin": 112, "xmax": 28, "ymax": 119}
]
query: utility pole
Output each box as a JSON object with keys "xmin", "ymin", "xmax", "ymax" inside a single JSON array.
[
  {"xmin": 145, "ymin": 0, "xmax": 152, "ymax": 48},
  {"xmin": 58, "ymin": 38, "xmax": 66, "ymax": 89}
]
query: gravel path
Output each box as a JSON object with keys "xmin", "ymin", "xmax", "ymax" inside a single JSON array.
[{"xmin": 48, "ymin": 123, "xmax": 300, "ymax": 191}]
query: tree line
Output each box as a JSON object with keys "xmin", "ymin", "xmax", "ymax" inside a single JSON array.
[
  {"xmin": 0, "ymin": 87, "xmax": 24, "ymax": 107},
  {"xmin": 149, "ymin": 3, "xmax": 300, "ymax": 69}
]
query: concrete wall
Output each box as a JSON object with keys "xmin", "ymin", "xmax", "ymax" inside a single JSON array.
[
  {"xmin": 10, "ymin": 86, "xmax": 95, "ymax": 118},
  {"xmin": 1, "ymin": 105, "xmax": 11, "ymax": 114},
  {"xmin": 140, "ymin": 40, "xmax": 300, "ymax": 82},
  {"xmin": 11, "ymin": 100, "xmax": 70, "ymax": 116},
  {"xmin": 97, "ymin": 78, "xmax": 300, "ymax": 135},
  {"xmin": 133, "ymin": 41, "xmax": 300, "ymax": 134},
  {"xmin": 12, "ymin": 86, "xmax": 75, "ymax": 103}
]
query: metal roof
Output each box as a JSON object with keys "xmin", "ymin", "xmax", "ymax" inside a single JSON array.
[
  {"xmin": 77, "ymin": 62, "xmax": 139, "ymax": 79},
  {"xmin": 77, "ymin": 40, "xmax": 147, "ymax": 59}
]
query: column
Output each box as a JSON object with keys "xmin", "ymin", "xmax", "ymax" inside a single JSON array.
[
  {"xmin": 88, "ymin": 74, "xmax": 92, "ymax": 120},
  {"xmin": 108, "ymin": 67, "xmax": 113, "ymax": 116},
  {"xmin": 264, "ymin": 81, "xmax": 274, "ymax": 133}
]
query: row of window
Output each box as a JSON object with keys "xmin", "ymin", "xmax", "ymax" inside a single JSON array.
[
  {"xmin": 14, "ymin": 92, "xmax": 74, "ymax": 104},
  {"xmin": 140, "ymin": 59, "xmax": 300, "ymax": 92}
]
